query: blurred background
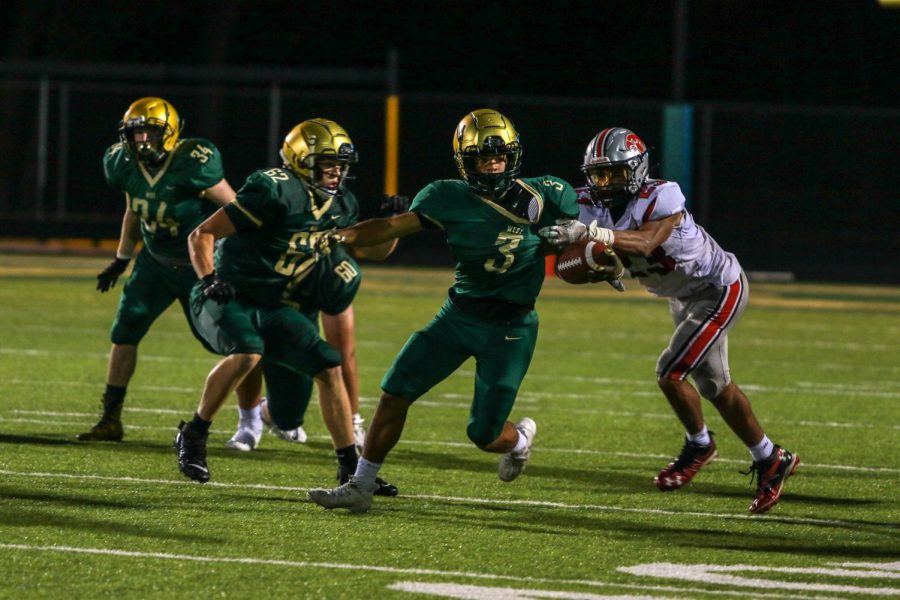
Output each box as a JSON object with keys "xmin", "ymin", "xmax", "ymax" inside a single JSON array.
[{"xmin": 1, "ymin": 0, "xmax": 898, "ymax": 282}]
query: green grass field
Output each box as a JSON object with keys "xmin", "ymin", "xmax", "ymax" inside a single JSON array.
[{"xmin": 1, "ymin": 253, "xmax": 898, "ymax": 599}]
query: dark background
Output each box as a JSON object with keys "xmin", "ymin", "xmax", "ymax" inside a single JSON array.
[{"xmin": 2, "ymin": 0, "xmax": 898, "ymax": 282}]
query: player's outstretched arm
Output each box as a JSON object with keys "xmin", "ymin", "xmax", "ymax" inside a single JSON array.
[
  {"xmin": 612, "ymin": 213, "xmax": 680, "ymax": 257},
  {"xmin": 340, "ymin": 212, "xmax": 422, "ymax": 248}
]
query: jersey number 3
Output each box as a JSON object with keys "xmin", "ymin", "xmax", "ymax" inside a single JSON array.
[{"xmin": 484, "ymin": 232, "xmax": 523, "ymax": 274}]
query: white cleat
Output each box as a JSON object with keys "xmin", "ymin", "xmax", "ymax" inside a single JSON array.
[
  {"xmin": 308, "ymin": 476, "xmax": 376, "ymax": 514},
  {"xmin": 225, "ymin": 426, "xmax": 262, "ymax": 452},
  {"xmin": 498, "ymin": 417, "xmax": 536, "ymax": 482},
  {"xmin": 352, "ymin": 414, "xmax": 366, "ymax": 452},
  {"xmin": 260, "ymin": 397, "xmax": 307, "ymax": 443},
  {"xmin": 269, "ymin": 424, "xmax": 308, "ymax": 443}
]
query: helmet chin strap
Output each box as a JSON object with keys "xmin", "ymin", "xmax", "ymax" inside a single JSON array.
[{"xmin": 591, "ymin": 189, "xmax": 634, "ymax": 209}]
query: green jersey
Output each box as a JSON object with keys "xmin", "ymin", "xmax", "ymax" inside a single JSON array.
[
  {"xmin": 217, "ymin": 167, "xmax": 358, "ymax": 307},
  {"xmin": 410, "ymin": 176, "xmax": 578, "ymax": 306},
  {"xmin": 103, "ymin": 137, "xmax": 225, "ymax": 264}
]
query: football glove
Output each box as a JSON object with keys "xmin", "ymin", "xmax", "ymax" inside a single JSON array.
[
  {"xmin": 96, "ymin": 257, "xmax": 131, "ymax": 292},
  {"xmin": 314, "ymin": 231, "xmax": 345, "ymax": 256},
  {"xmin": 584, "ymin": 244, "xmax": 625, "ymax": 291},
  {"xmin": 539, "ymin": 219, "xmax": 615, "ymax": 248},
  {"xmin": 199, "ymin": 272, "xmax": 235, "ymax": 305},
  {"xmin": 379, "ymin": 194, "xmax": 410, "ymax": 216}
]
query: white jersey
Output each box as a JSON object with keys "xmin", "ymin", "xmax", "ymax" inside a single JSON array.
[{"xmin": 577, "ymin": 180, "xmax": 741, "ymax": 298}]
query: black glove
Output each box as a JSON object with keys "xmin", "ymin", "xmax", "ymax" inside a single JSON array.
[
  {"xmin": 199, "ymin": 272, "xmax": 236, "ymax": 305},
  {"xmin": 379, "ymin": 194, "xmax": 410, "ymax": 216},
  {"xmin": 96, "ymin": 257, "xmax": 131, "ymax": 292}
]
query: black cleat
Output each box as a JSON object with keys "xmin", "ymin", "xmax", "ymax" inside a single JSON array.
[
  {"xmin": 373, "ymin": 477, "xmax": 399, "ymax": 497},
  {"xmin": 76, "ymin": 413, "xmax": 124, "ymax": 441},
  {"xmin": 174, "ymin": 420, "xmax": 210, "ymax": 483},
  {"xmin": 77, "ymin": 398, "xmax": 124, "ymax": 442}
]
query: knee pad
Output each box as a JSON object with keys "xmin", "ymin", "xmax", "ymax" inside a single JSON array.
[
  {"xmin": 110, "ymin": 314, "xmax": 150, "ymax": 346},
  {"xmin": 694, "ymin": 372, "xmax": 728, "ymax": 400}
]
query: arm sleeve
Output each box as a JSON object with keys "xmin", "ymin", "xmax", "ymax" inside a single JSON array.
[
  {"xmin": 223, "ymin": 172, "xmax": 280, "ymax": 231},
  {"xmin": 102, "ymin": 144, "xmax": 126, "ymax": 189},
  {"xmin": 409, "ymin": 182, "xmax": 444, "ymax": 229}
]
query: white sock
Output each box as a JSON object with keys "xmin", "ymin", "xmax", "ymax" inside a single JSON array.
[
  {"xmin": 238, "ymin": 404, "xmax": 262, "ymax": 431},
  {"xmin": 749, "ymin": 435, "xmax": 774, "ymax": 462},
  {"xmin": 511, "ymin": 430, "xmax": 528, "ymax": 454},
  {"xmin": 686, "ymin": 425, "xmax": 711, "ymax": 447},
  {"xmin": 354, "ymin": 457, "xmax": 382, "ymax": 487}
]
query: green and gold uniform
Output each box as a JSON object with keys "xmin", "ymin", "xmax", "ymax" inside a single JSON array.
[
  {"xmin": 104, "ymin": 138, "xmax": 225, "ymax": 345},
  {"xmin": 382, "ymin": 176, "xmax": 578, "ymax": 446},
  {"xmin": 191, "ymin": 166, "xmax": 360, "ymax": 430}
]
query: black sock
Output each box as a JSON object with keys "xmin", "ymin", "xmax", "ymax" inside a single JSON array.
[
  {"xmin": 189, "ymin": 413, "xmax": 212, "ymax": 434},
  {"xmin": 103, "ymin": 385, "xmax": 126, "ymax": 409},
  {"xmin": 335, "ymin": 444, "xmax": 359, "ymax": 474}
]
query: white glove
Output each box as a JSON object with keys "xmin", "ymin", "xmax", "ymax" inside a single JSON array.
[
  {"xmin": 538, "ymin": 219, "xmax": 615, "ymax": 248},
  {"xmin": 538, "ymin": 219, "xmax": 586, "ymax": 248}
]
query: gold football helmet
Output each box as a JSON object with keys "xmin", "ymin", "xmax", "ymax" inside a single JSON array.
[
  {"xmin": 281, "ymin": 118, "xmax": 358, "ymax": 199},
  {"xmin": 118, "ymin": 97, "xmax": 181, "ymax": 165},
  {"xmin": 453, "ymin": 109, "xmax": 523, "ymax": 197}
]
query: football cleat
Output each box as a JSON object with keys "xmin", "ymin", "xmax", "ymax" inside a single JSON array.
[
  {"xmin": 76, "ymin": 413, "xmax": 124, "ymax": 442},
  {"xmin": 655, "ymin": 435, "xmax": 717, "ymax": 491},
  {"xmin": 352, "ymin": 413, "xmax": 366, "ymax": 452},
  {"xmin": 498, "ymin": 417, "xmax": 536, "ymax": 482},
  {"xmin": 225, "ymin": 426, "xmax": 262, "ymax": 452},
  {"xmin": 76, "ymin": 397, "xmax": 124, "ymax": 441},
  {"xmin": 308, "ymin": 475, "xmax": 376, "ymax": 514},
  {"xmin": 260, "ymin": 397, "xmax": 307, "ymax": 443},
  {"xmin": 747, "ymin": 446, "xmax": 799, "ymax": 514},
  {"xmin": 173, "ymin": 421, "xmax": 210, "ymax": 483},
  {"xmin": 337, "ymin": 468, "xmax": 398, "ymax": 497},
  {"xmin": 269, "ymin": 423, "xmax": 308, "ymax": 443}
]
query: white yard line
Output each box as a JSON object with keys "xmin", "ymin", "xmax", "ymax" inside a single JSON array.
[
  {"xmin": 0, "ymin": 469, "xmax": 887, "ymax": 530},
  {"xmin": 0, "ymin": 543, "xmax": 839, "ymax": 599},
  {"xmin": 1, "ymin": 414, "xmax": 897, "ymax": 473}
]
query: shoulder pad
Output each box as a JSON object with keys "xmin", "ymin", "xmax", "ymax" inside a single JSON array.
[{"xmin": 634, "ymin": 180, "xmax": 685, "ymax": 223}]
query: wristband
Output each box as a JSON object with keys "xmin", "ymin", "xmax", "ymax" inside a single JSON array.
[{"xmin": 588, "ymin": 223, "xmax": 615, "ymax": 246}]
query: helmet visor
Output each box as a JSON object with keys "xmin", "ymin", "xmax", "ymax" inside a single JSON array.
[
  {"xmin": 120, "ymin": 123, "xmax": 167, "ymax": 163},
  {"xmin": 583, "ymin": 164, "xmax": 632, "ymax": 192}
]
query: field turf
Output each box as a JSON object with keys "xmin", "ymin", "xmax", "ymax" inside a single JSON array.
[{"xmin": 0, "ymin": 253, "xmax": 898, "ymax": 598}]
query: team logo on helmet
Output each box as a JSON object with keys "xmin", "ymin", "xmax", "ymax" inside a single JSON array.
[{"xmin": 625, "ymin": 133, "xmax": 646, "ymax": 152}]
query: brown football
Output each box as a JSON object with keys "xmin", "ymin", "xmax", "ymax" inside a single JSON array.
[{"xmin": 554, "ymin": 240, "xmax": 617, "ymax": 285}]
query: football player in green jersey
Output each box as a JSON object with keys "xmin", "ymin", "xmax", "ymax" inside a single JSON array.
[
  {"xmin": 174, "ymin": 119, "xmax": 396, "ymax": 493},
  {"xmin": 78, "ymin": 97, "xmax": 241, "ymax": 442},
  {"xmin": 224, "ymin": 194, "xmax": 408, "ymax": 453},
  {"xmin": 309, "ymin": 109, "xmax": 580, "ymax": 513}
]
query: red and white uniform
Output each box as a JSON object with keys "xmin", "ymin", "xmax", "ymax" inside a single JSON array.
[
  {"xmin": 577, "ymin": 180, "xmax": 746, "ymax": 396},
  {"xmin": 577, "ymin": 180, "xmax": 740, "ymax": 298}
]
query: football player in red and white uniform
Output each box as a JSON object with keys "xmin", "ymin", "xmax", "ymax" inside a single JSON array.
[{"xmin": 540, "ymin": 127, "xmax": 798, "ymax": 514}]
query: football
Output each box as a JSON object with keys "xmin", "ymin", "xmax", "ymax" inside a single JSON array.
[{"xmin": 554, "ymin": 240, "xmax": 619, "ymax": 285}]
